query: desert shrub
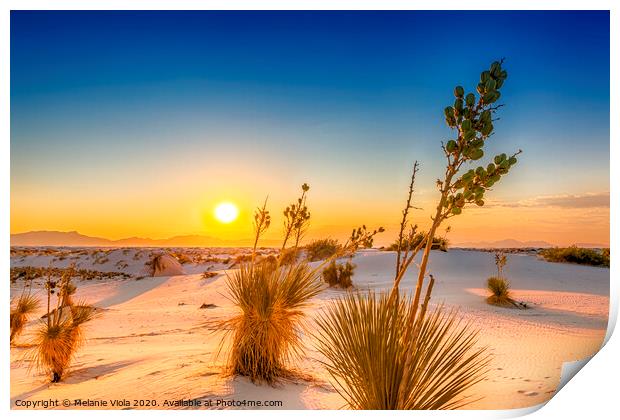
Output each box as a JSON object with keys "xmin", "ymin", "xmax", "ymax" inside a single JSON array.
[
  {"xmin": 28, "ymin": 272, "xmax": 97, "ymax": 382},
  {"xmin": 279, "ymin": 247, "xmax": 300, "ymax": 265},
  {"xmin": 386, "ymin": 233, "xmax": 449, "ymax": 253},
  {"xmin": 322, "ymin": 261, "xmax": 355, "ymax": 288},
  {"xmin": 10, "ymin": 266, "xmax": 131, "ymax": 283},
  {"xmin": 305, "ymin": 238, "xmax": 341, "ymax": 261},
  {"xmin": 204, "ymin": 256, "xmax": 226, "ymax": 264},
  {"xmin": 93, "ymin": 256, "xmax": 109, "ymax": 265},
  {"xmin": 172, "ymin": 252, "xmax": 193, "ymax": 265},
  {"xmin": 228, "ymin": 254, "xmax": 253, "ymax": 268},
  {"xmin": 602, "ymin": 248, "xmax": 610, "ymax": 261},
  {"xmin": 115, "ymin": 260, "xmax": 129, "ymax": 270},
  {"xmin": 539, "ymin": 246, "xmax": 610, "ymax": 267},
  {"xmin": 202, "ymin": 271, "xmax": 218, "ymax": 279},
  {"xmin": 220, "ymin": 261, "xmax": 323, "ymax": 382},
  {"xmin": 315, "ymin": 292, "xmax": 489, "ymax": 409},
  {"xmin": 10, "ymin": 294, "xmax": 39, "ymax": 344}
]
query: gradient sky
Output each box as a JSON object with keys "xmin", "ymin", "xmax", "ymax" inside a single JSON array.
[{"xmin": 10, "ymin": 11, "xmax": 610, "ymax": 246}]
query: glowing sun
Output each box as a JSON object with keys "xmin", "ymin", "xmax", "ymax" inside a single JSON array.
[{"xmin": 214, "ymin": 202, "xmax": 239, "ymax": 224}]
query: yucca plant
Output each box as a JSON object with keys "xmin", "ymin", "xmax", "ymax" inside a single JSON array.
[
  {"xmin": 29, "ymin": 269, "xmax": 97, "ymax": 382},
  {"xmin": 220, "ymin": 261, "xmax": 323, "ymax": 382},
  {"xmin": 486, "ymin": 277, "xmax": 511, "ymax": 306},
  {"xmin": 487, "ymin": 252, "xmax": 511, "ymax": 305},
  {"xmin": 486, "ymin": 252, "xmax": 527, "ymax": 308},
  {"xmin": 315, "ymin": 60, "xmax": 520, "ymax": 409},
  {"xmin": 316, "ymin": 292, "xmax": 489, "ymax": 409},
  {"xmin": 10, "ymin": 292, "xmax": 39, "ymax": 345},
  {"xmin": 218, "ymin": 185, "xmax": 383, "ymax": 383}
]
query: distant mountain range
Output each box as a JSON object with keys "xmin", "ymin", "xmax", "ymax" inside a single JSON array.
[
  {"xmin": 9, "ymin": 230, "xmax": 270, "ymax": 247},
  {"xmin": 453, "ymin": 239, "xmax": 554, "ymax": 248},
  {"xmin": 453, "ymin": 238, "xmax": 608, "ymax": 249},
  {"xmin": 11, "ymin": 231, "xmax": 608, "ymax": 249}
]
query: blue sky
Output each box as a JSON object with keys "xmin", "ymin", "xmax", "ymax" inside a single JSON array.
[{"xmin": 10, "ymin": 11, "xmax": 610, "ymax": 244}]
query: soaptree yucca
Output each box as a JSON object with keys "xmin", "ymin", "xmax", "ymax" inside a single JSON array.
[
  {"xmin": 486, "ymin": 277, "xmax": 511, "ymax": 306},
  {"xmin": 315, "ymin": 291, "xmax": 489, "ymax": 409},
  {"xmin": 486, "ymin": 252, "xmax": 512, "ymax": 306},
  {"xmin": 486, "ymin": 252, "xmax": 527, "ymax": 308},
  {"xmin": 221, "ymin": 261, "xmax": 323, "ymax": 382},
  {"xmin": 219, "ymin": 185, "xmax": 382, "ymax": 383},
  {"xmin": 29, "ymin": 268, "xmax": 97, "ymax": 382},
  {"xmin": 392, "ymin": 59, "xmax": 520, "ymax": 301},
  {"xmin": 316, "ymin": 60, "xmax": 520, "ymax": 409},
  {"xmin": 10, "ymin": 292, "xmax": 39, "ymax": 345}
]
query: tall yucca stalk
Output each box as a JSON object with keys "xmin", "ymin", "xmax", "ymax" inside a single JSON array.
[{"xmin": 315, "ymin": 60, "xmax": 520, "ymax": 409}]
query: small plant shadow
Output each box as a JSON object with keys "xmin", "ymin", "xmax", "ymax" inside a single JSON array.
[{"xmin": 63, "ymin": 359, "xmax": 139, "ymax": 384}]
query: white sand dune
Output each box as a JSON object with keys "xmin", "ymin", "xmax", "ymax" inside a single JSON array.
[{"xmin": 10, "ymin": 248, "xmax": 609, "ymax": 410}]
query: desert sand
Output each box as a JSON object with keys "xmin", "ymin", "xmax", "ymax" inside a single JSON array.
[{"xmin": 10, "ymin": 247, "xmax": 609, "ymax": 410}]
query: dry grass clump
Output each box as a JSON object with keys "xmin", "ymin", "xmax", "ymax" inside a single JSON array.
[
  {"xmin": 28, "ymin": 268, "xmax": 97, "ymax": 382},
  {"xmin": 315, "ymin": 291, "xmax": 489, "ymax": 409},
  {"xmin": 322, "ymin": 260, "xmax": 355, "ymax": 289},
  {"xmin": 305, "ymin": 239, "xmax": 341, "ymax": 261},
  {"xmin": 10, "ymin": 293, "xmax": 39, "ymax": 345}
]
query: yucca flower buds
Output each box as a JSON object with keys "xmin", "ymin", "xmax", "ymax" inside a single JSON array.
[{"xmin": 439, "ymin": 59, "xmax": 519, "ymax": 217}]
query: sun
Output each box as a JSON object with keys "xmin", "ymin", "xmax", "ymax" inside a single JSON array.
[{"xmin": 214, "ymin": 202, "xmax": 239, "ymax": 224}]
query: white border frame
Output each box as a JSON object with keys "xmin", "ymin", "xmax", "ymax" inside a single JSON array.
[{"xmin": 1, "ymin": 2, "xmax": 616, "ymax": 420}]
